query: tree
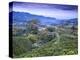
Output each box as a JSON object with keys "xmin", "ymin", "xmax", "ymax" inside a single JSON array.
[
  {"xmin": 13, "ymin": 36, "xmax": 32, "ymax": 57},
  {"xmin": 47, "ymin": 27, "xmax": 55, "ymax": 32},
  {"xmin": 27, "ymin": 34, "xmax": 38, "ymax": 43},
  {"xmin": 26, "ymin": 19, "xmax": 40, "ymax": 34}
]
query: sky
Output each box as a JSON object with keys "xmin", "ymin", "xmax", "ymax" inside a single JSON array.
[{"xmin": 10, "ymin": 2, "xmax": 78, "ymax": 20}]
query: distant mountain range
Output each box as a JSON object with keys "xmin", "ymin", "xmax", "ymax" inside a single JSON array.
[{"xmin": 9, "ymin": 11, "xmax": 78, "ymax": 26}]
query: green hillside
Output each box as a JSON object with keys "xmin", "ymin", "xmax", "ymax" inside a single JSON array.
[{"xmin": 12, "ymin": 20, "xmax": 78, "ymax": 58}]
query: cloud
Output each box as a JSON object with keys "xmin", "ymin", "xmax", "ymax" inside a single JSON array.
[{"xmin": 12, "ymin": 2, "xmax": 78, "ymax": 20}]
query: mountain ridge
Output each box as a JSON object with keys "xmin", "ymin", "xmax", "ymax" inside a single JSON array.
[{"xmin": 9, "ymin": 11, "xmax": 78, "ymax": 25}]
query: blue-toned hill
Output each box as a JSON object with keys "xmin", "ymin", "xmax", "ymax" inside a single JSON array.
[{"xmin": 9, "ymin": 11, "xmax": 78, "ymax": 26}]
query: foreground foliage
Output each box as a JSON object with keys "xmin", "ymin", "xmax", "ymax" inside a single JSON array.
[{"xmin": 13, "ymin": 19, "xmax": 78, "ymax": 57}]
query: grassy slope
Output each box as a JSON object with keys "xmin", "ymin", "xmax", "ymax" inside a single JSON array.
[
  {"xmin": 13, "ymin": 27, "xmax": 78, "ymax": 58},
  {"xmin": 18, "ymin": 29, "xmax": 78, "ymax": 57}
]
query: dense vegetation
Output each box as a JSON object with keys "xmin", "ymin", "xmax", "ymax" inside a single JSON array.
[{"xmin": 12, "ymin": 19, "xmax": 78, "ymax": 58}]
